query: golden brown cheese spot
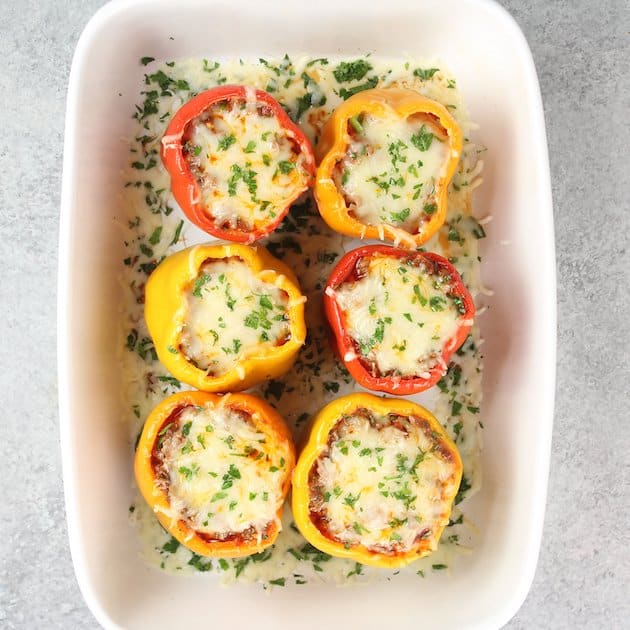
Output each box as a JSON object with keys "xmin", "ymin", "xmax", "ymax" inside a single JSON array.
[
  {"xmin": 183, "ymin": 98, "xmax": 310, "ymax": 230},
  {"xmin": 180, "ymin": 258, "xmax": 290, "ymax": 376},
  {"xmin": 154, "ymin": 404, "xmax": 289, "ymax": 541},
  {"xmin": 334, "ymin": 110, "xmax": 449, "ymax": 233},
  {"xmin": 333, "ymin": 255, "xmax": 465, "ymax": 378},
  {"xmin": 308, "ymin": 410, "xmax": 460, "ymax": 555}
]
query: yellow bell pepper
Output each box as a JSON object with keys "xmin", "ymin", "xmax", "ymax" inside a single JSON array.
[
  {"xmin": 145, "ymin": 243, "xmax": 306, "ymax": 392},
  {"xmin": 135, "ymin": 390, "xmax": 295, "ymax": 558},
  {"xmin": 292, "ymin": 393, "xmax": 462, "ymax": 568},
  {"xmin": 314, "ymin": 88, "xmax": 463, "ymax": 249}
]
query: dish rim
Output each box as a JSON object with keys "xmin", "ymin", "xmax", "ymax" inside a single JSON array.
[{"xmin": 58, "ymin": 1, "xmax": 556, "ymax": 628}]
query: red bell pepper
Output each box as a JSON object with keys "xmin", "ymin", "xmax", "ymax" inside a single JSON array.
[
  {"xmin": 324, "ymin": 245, "xmax": 475, "ymax": 395},
  {"xmin": 161, "ymin": 85, "xmax": 315, "ymax": 243}
]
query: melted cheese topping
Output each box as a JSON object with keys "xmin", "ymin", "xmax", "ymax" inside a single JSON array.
[
  {"xmin": 312, "ymin": 412, "xmax": 459, "ymax": 553},
  {"xmin": 158, "ymin": 404, "xmax": 288, "ymax": 538},
  {"xmin": 184, "ymin": 99, "xmax": 310, "ymax": 230},
  {"xmin": 336, "ymin": 111, "xmax": 449, "ymax": 233},
  {"xmin": 180, "ymin": 258, "xmax": 290, "ymax": 375},
  {"xmin": 333, "ymin": 255, "xmax": 463, "ymax": 377},
  {"xmin": 123, "ymin": 55, "xmax": 485, "ymax": 581}
]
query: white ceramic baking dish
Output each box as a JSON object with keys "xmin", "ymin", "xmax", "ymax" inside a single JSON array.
[{"xmin": 58, "ymin": 0, "xmax": 555, "ymax": 627}]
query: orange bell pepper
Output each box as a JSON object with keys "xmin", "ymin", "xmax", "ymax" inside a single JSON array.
[
  {"xmin": 314, "ymin": 88, "xmax": 462, "ymax": 249},
  {"xmin": 144, "ymin": 243, "xmax": 306, "ymax": 392},
  {"xmin": 135, "ymin": 390, "xmax": 295, "ymax": 558},
  {"xmin": 292, "ymin": 393, "xmax": 462, "ymax": 568}
]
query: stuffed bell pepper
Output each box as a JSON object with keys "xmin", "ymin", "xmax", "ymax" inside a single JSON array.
[
  {"xmin": 324, "ymin": 245, "xmax": 474, "ymax": 395},
  {"xmin": 161, "ymin": 85, "xmax": 316, "ymax": 243},
  {"xmin": 135, "ymin": 391, "xmax": 295, "ymax": 557},
  {"xmin": 145, "ymin": 243, "xmax": 306, "ymax": 392},
  {"xmin": 314, "ymin": 88, "xmax": 462, "ymax": 248},
  {"xmin": 292, "ymin": 393, "xmax": 462, "ymax": 568}
]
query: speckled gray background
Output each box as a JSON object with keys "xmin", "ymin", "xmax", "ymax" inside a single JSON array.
[{"xmin": 1, "ymin": 0, "xmax": 628, "ymax": 628}]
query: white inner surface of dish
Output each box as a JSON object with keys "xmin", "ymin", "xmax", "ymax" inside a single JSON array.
[{"xmin": 120, "ymin": 55, "xmax": 485, "ymax": 585}]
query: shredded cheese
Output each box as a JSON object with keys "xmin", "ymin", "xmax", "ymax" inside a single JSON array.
[
  {"xmin": 313, "ymin": 411, "xmax": 459, "ymax": 553},
  {"xmin": 180, "ymin": 259, "xmax": 290, "ymax": 374},
  {"xmin": 184, "ymin": 100, "xmax": 310, "ymax": 229},
  {"xmin": 337, "ymin": 110, "xmax": 449, "ymax": 234},
  {"xmin": 158, "ymin": 404, "xmax": 288, "ymax": 538},
  {"xmin": 333, "ymin": 255, "xmax": 463, "ymax": 377}
]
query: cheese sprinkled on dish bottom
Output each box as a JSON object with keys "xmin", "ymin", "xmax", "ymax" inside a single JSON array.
[{"xmin": 122, "ymin": 54, "xmax": 486, "ymax": 586}]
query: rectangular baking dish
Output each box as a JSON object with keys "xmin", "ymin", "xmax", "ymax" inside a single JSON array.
[{"xmin": 58, "ymin": 0, "xmax": 556, "ymax": 628}]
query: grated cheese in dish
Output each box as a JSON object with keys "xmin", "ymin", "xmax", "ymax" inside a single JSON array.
[{"xmin": 121, "ymin": 54, "xmax": 487, "ymax": 586}]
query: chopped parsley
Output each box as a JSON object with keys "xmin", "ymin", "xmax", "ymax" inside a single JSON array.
[
  {"xmin": 339, "ymin": 77, "xmax": 378, "ymax": 100},
  {"xmin": 455, "ymin": 476, "xmax": 471, "ymax": 505},
  {"xmin": 218, "ymin": 134, "xmax": 236, "ymax": 151},
  {"xmin": 278, "ymin": 160, "xmax": 295, "ymax": 174},
  {"xmin": 228, "ymin": 164, "xmax": 258, "ymax": 200},
  {"xmin": 413, "ymin": 284, "xmax": 428, "ymax": 306},
  {"xmin": 192, "ymin": 274, "xmax": 212, "ymax": 297},
  {"xmin": 333, "ymin": 59, "xmax": 372, "ymax": 82},
  {"xmin": 410, "ymin": 125, "xmax": 435, "ymax": 152},
  {"xmin": 188, "ymin": 554, "xmax": 212, "ymax": 572},
  {"xmin": 178, "ymin": 464, "xmax": 199, "ymax": 480},
  {"xmin": 162, "ymin": 537, "xmax": 180, "ymax": 553},
  {"xmin": 148, "ymin": 226, "xmax": 162, "ymax": 244},
  {"xmin": 349, "ymin": 116, "xmax": 364, "ymax": 134},
  {"xmin": 390, "ymin": 207, "xmax": 410, "ymax": 224},
  {"xmin": 429, "ymin": 296, "xmax": 447, "ymax": 311},
  {"xmin": 413, "ymin": 67, "xmax": 440, "ymax": 80},
  {"xmin": 170, "ymin": 220, "xmax": 184, "ymax": 245}
]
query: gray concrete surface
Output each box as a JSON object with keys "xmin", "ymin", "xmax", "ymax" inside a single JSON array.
[{"xmin": 1, "ymin": 0, "xmax": 628, "ymax": 628}]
